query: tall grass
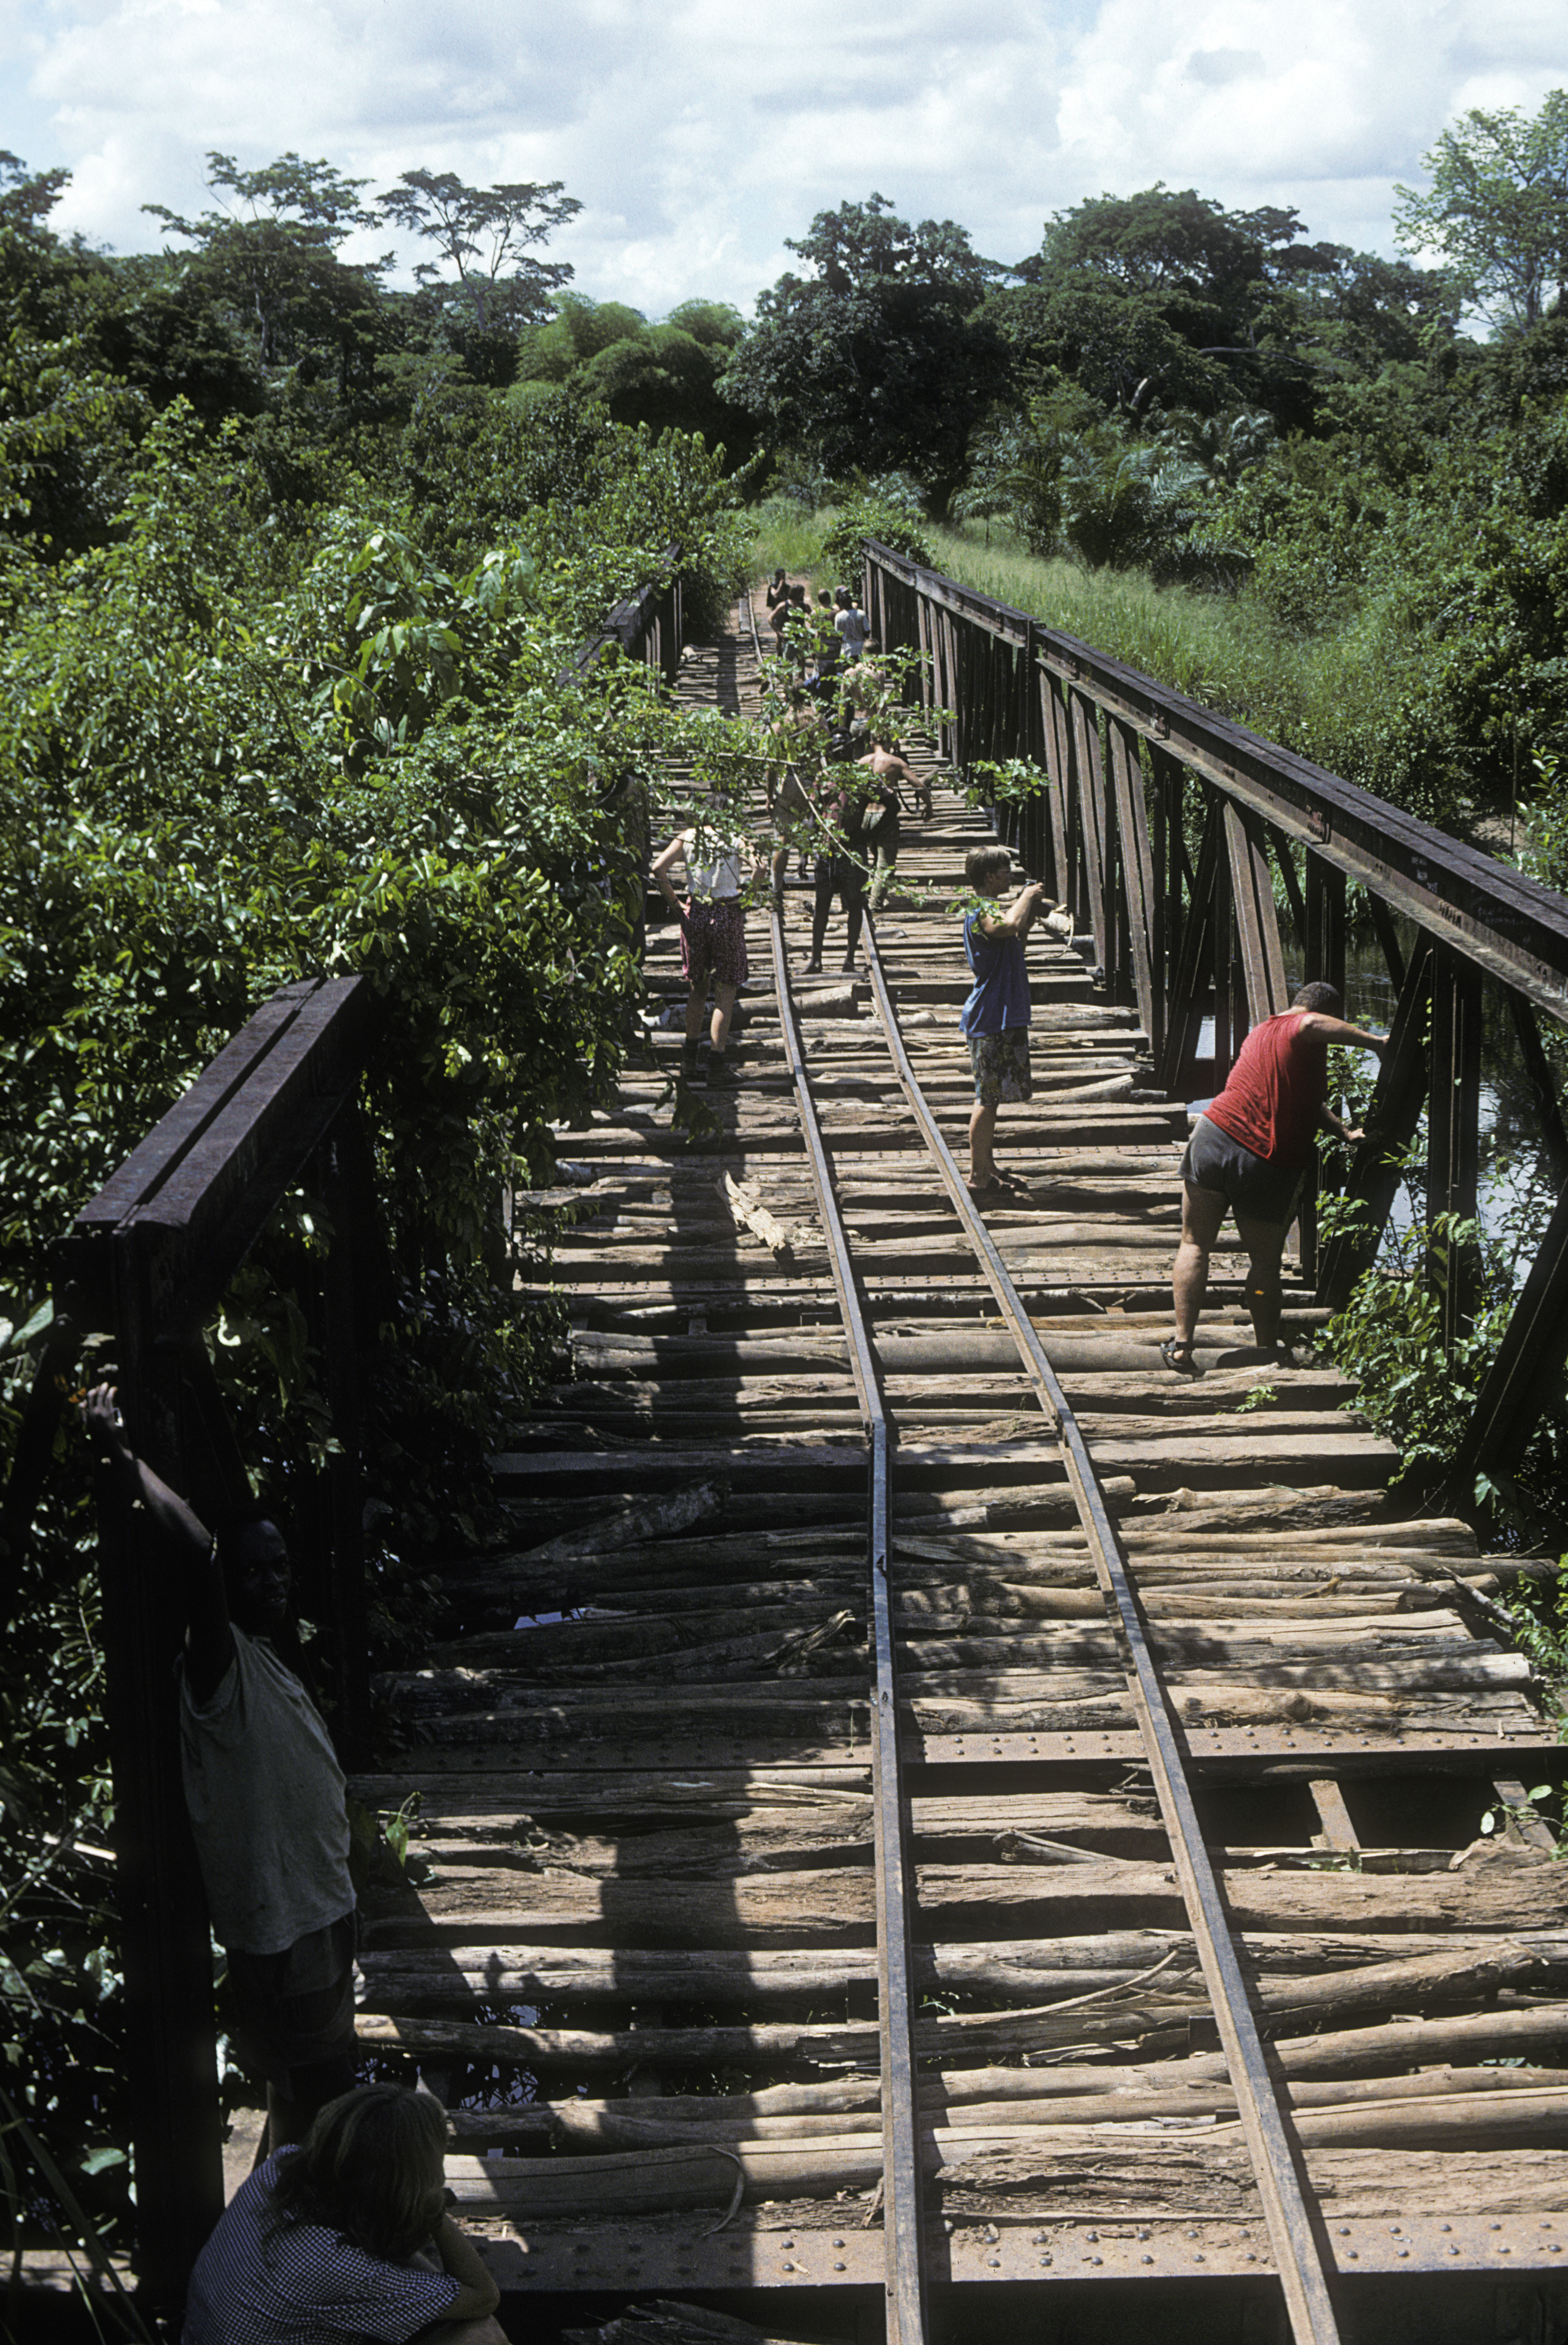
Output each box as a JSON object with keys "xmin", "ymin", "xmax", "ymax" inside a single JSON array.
[
  {"xmin": 926, "ymin": 521, "xmax": 1434, "ymax": 807},
  {"xmin": 749, "ymin": 499, "xmax": 833, "ymax": 589},
  {"xmin": 744, "ymin": 507, "xmax": 1441, "ymax": 815}
]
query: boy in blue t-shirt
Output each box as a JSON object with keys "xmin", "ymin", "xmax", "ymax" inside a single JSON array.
[{"xmin": 960, "ymin": 845, "xmax": 1048, "ymax": 1201}]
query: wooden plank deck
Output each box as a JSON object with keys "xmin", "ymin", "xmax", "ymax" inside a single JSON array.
[{"xmin": 346, "ymin": 589, "xmax": 1568, "ymax": 2335}]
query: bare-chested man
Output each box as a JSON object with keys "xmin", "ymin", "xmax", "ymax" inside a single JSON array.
[{"xmin": 858, "ymin": 739, "xmax": 933, "ymax": 821}]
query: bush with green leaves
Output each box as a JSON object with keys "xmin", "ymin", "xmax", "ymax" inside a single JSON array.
[
  {"xmin": 1316, "ymin": 1137, "xmax": 1565, "ymax": 1540},
  {"xmin": 0, "ymin": 387, "xmax": 746, "ymax": 2249},
  {"xmin": 821, "ymin": 493, "xmax": 933, "ymax": 582}
]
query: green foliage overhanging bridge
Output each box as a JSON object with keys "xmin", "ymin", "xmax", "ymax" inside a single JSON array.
[{"xmin": 6, "ymin": 547, "xmax": 1568, "ymax": 2345}]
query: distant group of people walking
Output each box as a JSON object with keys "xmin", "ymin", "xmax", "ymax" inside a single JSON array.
[
  {"xmin": 652, "ymin": 570, "xmax": 937, "ymax": 1084},
  {"xmin": 765, "ymin": 570, "xmax": 869, "ymax": 687},
  {"xmin": 657, "ymin": 571, "xmax": 1394, "ymax": 1345}
]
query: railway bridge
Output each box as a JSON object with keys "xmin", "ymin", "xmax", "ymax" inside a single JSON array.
[{"xmin": 13, "ymin": 544, "xmax": 1568, "ymax": 2345}]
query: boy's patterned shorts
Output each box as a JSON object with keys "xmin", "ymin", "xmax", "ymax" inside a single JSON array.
[{"xmin": 968, "ymin": 1027, "xmax": 1033, "ymax": 1104}]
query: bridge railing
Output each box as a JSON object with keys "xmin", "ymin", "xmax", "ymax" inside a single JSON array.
[
  {"xmin": 863, "ymin": 539, "xmax": 1568, "ymax": 1503},
  {"xmin": 0, "ymin": 979, "xmax": 384, "ymax": 2308},
  {"xmin": 565, "ymin": 542, "xmax": 684, "ymax": 685}
]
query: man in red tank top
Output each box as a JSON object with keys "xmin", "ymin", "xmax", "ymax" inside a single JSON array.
[{"xmin": 1164, "ymin": 982, "xmax": 1386, "ymax": 1371}]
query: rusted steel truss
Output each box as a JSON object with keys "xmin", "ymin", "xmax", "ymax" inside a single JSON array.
[{"xmin": 864, "ymin": 539, "xmax": 1568, "ymax": 1511}]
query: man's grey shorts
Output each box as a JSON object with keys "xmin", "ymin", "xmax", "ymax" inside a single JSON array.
[{"xmin": 1181, "ymin": 1113, "xmax": 1301, "ymax": 1227}]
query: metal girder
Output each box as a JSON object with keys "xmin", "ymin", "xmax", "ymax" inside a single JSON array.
[
  {"xmin": 564, "ymin": 542, "xmax": 683, "ymax": 683},
  {"xmin": 1449, "ymin": 1175, "xmax": 1568, "ymax": 1492},
  {"xmin": 1317, "ymin": 940, "xmax": 1434, "ymax": 1308},
  {"xmin": 864, "ymin": 543, "xmax": 1568, "ymax": 1028},
  {"xmin": 1429, "ymin": 945, "xmax": 1484, "ymax": 1345},
  {"xmin": 1225, "ymin": 802, "xmax": 1291, "ymax": 1026},
  {"xmin": 474, "ymin": 2210, "xmax": 1568, "ymax": 2290}
]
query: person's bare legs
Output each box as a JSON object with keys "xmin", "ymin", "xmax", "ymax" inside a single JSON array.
[
  {"xmin": 1235, "ymin": 1211, "xmax": 1290, "ymax": 1352},
  {"xmin": 969, "ymin": 1101, "xmax": 999, "ymax": 1192},
  {"xmin": 710, "ymin": 981, "xmax": 737, "ymax": 1055},
  {"xmin": 1173, "ymin": 1183, "xmax": 1227, "ymax": 1346}
]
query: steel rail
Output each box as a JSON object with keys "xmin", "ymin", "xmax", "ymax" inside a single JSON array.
[
  {"xmin": 739, "ymin": 587, "xmax": 927, "ymax": 2343},
  {"xmin": 767, "ymin": 907, "xmax": 925, "ymax": 2345},
  {"xmin": 858, "ymin": 913, "xmax": 1344, "ymax": 2345}
]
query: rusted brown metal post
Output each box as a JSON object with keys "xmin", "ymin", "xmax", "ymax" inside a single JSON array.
[
  {"xmin": 99, "ymin": 1235, "xmax": 224, "ymax": 2314},
  {"xmin": 1211, "ymin": 792, "xmax": 1235, "ymax": 1084},
  {"xmin": 1449, "ymin": 1175, "xmax": 1568, "ymax": 1508},
  {"xmin": 322, "ymin": 1123, "xmax": 370, "ymax": 1761},
  {"xmin": 1319, "ymin": 939, "xmax": 1434, "ymax": 1306},
  {"xmin": 1428, "ymin": 944, "xmax": 1484, "ymax": 1345}
]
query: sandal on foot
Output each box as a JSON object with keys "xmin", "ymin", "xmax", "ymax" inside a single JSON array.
[{"xmin": 1160, "ymin": 1337, "xmax": 1200, "ymax": 1374}]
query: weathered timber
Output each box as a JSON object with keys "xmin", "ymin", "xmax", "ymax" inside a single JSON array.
[
  {"xmin": 476, "ymin": 2070, "xmax": 1568, "ymax": 2154},
  {"xmin": 361, "ymin": 1853, "xmax": 1568, "ymax": 1942}
]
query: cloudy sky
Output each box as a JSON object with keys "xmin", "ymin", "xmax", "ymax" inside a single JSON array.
[{"xmin": 3, "ymin": 0, "xmax": 1564, "ymax": 315}]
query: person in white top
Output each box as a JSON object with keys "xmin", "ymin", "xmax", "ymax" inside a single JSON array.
[
  {"xmin": 84, "ymin": 1385, "xmax": 358, "ymax": 2156},
  {"xmin": 651, "ymin": 816, "xmax": 757, "ymax": 1087},
  {"xmin": 834, "ymin": 588, "xmax": 870, "ymax": 661}
]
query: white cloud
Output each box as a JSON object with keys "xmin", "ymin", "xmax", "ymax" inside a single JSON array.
[{"xmin": 5, "ymin": 0, "xmax": 1564, "ymax": 310}]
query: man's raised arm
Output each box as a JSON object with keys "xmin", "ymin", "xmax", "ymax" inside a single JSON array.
[
  {"xmin": 83, "ymin": 1383, "xmax": 234, "ymax": 1698},
  {"xmin": 1299, "ymin": 1012, "xmax": 1387, "ymax": 1054}
]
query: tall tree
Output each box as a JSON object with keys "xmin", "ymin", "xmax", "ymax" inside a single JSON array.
[
  {"xmin": 1394, "ymin": 91, "xmax": 1568, "ymax": 332},
  {"xmin": 991, "ymin": 185, "xmax": 1442, "ymax": 429},
  {"xmin": 144, "ymin": 152, "xmax": 390, "ymax": 382},
  {"xmin": 720, "ymin": 194, "xmax": 1004, "ymax": 502},
  {"xmin": 0, "ymin": 151, "xmax": 71, "ymax": 237},
  {"xmin": 379, "ymin": 171, "xmax": 580, "ymax": 336}
]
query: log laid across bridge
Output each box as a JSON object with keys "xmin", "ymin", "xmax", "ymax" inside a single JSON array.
[{"xmin": 22, "ymin": 551, "xmax": 1568, "ymax": 2343}]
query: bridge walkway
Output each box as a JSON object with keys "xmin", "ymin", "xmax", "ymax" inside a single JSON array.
[{"xmin": 345, "ymin": 587, "xmax": 1565, "ymax": 2342}]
